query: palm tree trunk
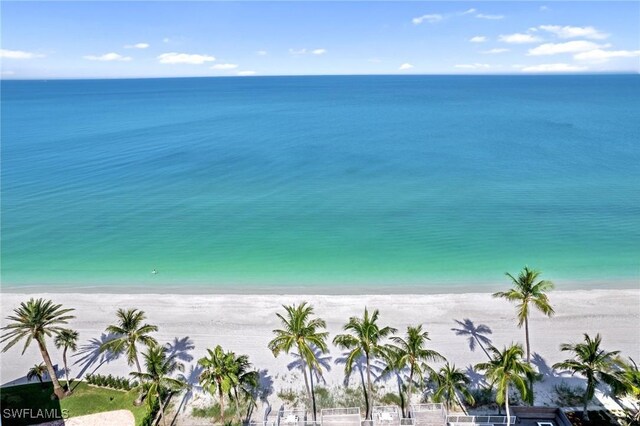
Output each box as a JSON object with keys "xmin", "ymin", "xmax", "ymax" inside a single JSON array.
[
  {"xmin": 134, "ymin": 352, "xmax": 143, "ymax": 374},
  {"xmin": 158, "ymin": 392, "xmax": 168, "ymax": 426},
  {"xmin": 524, "ymin": 316, "xmax": 530, "ymax": 364},
  {"xmin": 219, "ymin": 386, "xmax": 226, "ymax": 424},
  {"xmin": 310, "ymin": 367, "xmax": 318, "ymax": 422},
  {"xmin": 504, "ymin": 386, "xmax": 511, "ymax": 426},
  {"xmin": 234, "ymin": 387, "xmax": 241, "ymax": 423},
  {"xmin": 63, "ymin": 347, "xmax": 70, "ymax": 393},
  {"xmin": 582, "ymin": 379, "xmax": 593, "ymax": 421},
  {"xmin": 366, "ymin": 355, "xmax": 373, "ymax": 420},
  {"xmin": 396, "ymin": 373, "xmax": 405, "ymax": 418},
  {"xmin": 37, "ymin": 337, "xmax": 65, "ymax": 399},
  {"xmin": 407, "ymin": 366, "xmax": 414, "ymax": 415},
  {"xmin": 296, "ymin": 343, "xmax": 314, "ymax": 415},
  {"xmin": 359, "ymin": 365, "xmax": 370, "ymax": 423}
]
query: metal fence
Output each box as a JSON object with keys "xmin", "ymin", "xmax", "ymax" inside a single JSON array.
[{"xmin": 446, "ymin": 415, "xmax": 516, "ymax": 425}]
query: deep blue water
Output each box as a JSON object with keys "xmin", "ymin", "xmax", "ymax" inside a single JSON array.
[{"xmin": 2, "ymin": 75, "xmax": 639, "ymax": 291}]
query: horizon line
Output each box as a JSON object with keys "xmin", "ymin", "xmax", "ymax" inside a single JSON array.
[{"xmin": 3, "ymin": 71, "xmax": 639, "ymax": 81}]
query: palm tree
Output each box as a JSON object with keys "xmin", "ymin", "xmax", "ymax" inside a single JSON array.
[
  {"xmin": 475, "ymin": 344, "xmax": 534, "ymax": 426},
  {"xmin": 613, "ymin": 358, "xmax": 640, "ymax": 423},
  {"xmin": 333, "ymin": 307, "xmax": 397, "ymax": 419},
  {"xmin": 131, "ymin": 345, "xmax": 185, "ymax": 426},
  {"xmin": 1, "ymin": 298, "xmax": 75, "ymax": 399},
  {"xmin": 54, "ymin": 328, "xmax": 79, "ymax": 392},
  {"xmin": 390, "ymin": 325, "xmax": 444, "ymax": 411},
  {"xmin": 268, "ymin": 302, "xmax": 329, "ymax": 421},
  {"xmin": 230, "ymin": 353, "xmax": 259, "ymax": 423},
  {"xmin": 198, "ymin": 345, "xmax": 237, "ymax": 424},
  {"xmin": 552, "ymin": 333, "xmax": 621, "ymax": 421},
  {"xmin": 432, "ymin": 363, "xmax": 475, "ymax": 413},
  {"xmin": 380, "ymin": 347, "xmax": 408, "ymax": 417},
  {"xmin": 493, "ymin": 267, "xmax": 554, "ymax": 363},
  {"xmin": 100, "ymin": 308, "xmax": 158, "ymax": 373},
  {"xmin": 27, "ymin": 363, "xmax": 48, "ymax": 385}
]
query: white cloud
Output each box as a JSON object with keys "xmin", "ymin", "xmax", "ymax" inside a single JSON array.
[
  {"xmin": 289, "ymin": 48, "xmax": 307, "ymax": 55},
  {"xmin": 2, "ymin": 70, "xmax": 16, "ymax": 75},
  {"xmin": 528, "ymin": 40, "xmax": 607, "ymax": 56},
  {"xmin": 0, "ymin": 49, "xmax": 44, "ymax": 59},
  {"xmin": 256, "ymin": 50, "xmax": 268, "ymax": 56},
  {"xmin": 540, "ymin": 6, "xmax": 550, "ymax": 11},
  {"xmin": 499, "ymin": 33, "xmax": 542, "ymax": 44},
  {"xmin": 312, "ymin": 49, "xmax": 327, "ymax": 55},
  {"xmin": 237, "ymin": 71, "xmax": 256, "ymax": 76},
  {"xmin": 412, "ymin": 14, "xmax": 443, "ymax": 24},
  {"xmin": 538, "ymin": 25, "xmax": 609, "ymax": 40},
  {"xmin": 398, "ymin": 63, "xmax": 415, "ymax": 70},
  {"xmin": 462, "ymin": 8, "xmax": 477, "ymax": 15},
  {"xmin": 163, "ymin": 38, "xmax": 171, "ymax": 43},
  {"xmin": 482, "ymin": 48, "xmax": 510, "ymax": 54},
  {"xmin": 470, "ymin": 36, "xmax": 487, "ymax": 43},
  {"xmin": 574, "ymin": 49, "xmax": 640, "ymax": 63},
  {"xmin": 521, "ymin": 63, "xmax": 588, "ymax": 72},
  {"xmin": 454, "ymin": 63, "xmax": 491, "ymax": 69},
  {"xmin": 83, "ymin": 52, "xmax": 132, "ymax": 62},
  {"xmin": 157, "ymin": 52, "xmax": 215, "ymax": 64},
  {"xmin": 211, "ymin": 63, "xmax": 239, "ymax": 70},
  {"xmin": 476, "ymin": 13, "xmax": 504, "ymax": 20},
  {"xmin": 124, "ymin": 43, "xmax": 149, "ymax": 49}
]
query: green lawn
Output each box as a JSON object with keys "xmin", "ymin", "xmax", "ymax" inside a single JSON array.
[{"xmin": 0, "ymin": 381, "xmax": 149, "ymax": 426}]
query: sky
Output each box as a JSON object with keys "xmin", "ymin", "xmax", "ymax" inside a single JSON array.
[{"xmin": 1, "ymin": 1, "xmax": 639, "ymax": 79}]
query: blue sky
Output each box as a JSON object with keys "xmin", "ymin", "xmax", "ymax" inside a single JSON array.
[{"xmin": 1, "ymin": 1, "xmax": 639, "ymax": 78}]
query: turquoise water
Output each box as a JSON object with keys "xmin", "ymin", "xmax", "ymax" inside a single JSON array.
[{"xmin": 2, "ymin": 75, "xmax": 639, "ymax": 292}]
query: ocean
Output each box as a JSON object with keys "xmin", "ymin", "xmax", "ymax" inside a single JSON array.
[{"xmin": 2, "ymin": 75, "xmax": 639, "ymax": 292}]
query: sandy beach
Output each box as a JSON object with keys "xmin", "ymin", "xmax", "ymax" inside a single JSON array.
[{"xmin": 1, "ymin": 289, "xmax": 639, "ymax": 416}]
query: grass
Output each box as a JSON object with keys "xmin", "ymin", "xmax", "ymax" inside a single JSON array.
[{"xmin": 0, "ymin": 381, "xmax": 149, "ymax": 426}]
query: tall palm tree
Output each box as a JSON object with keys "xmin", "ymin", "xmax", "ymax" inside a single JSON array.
[
  {"xmin": 552, "ymin": 333, "xmax": 621, "ymax": 421},
  {"xmin": 54, "ymin": 328, "xmax": 79, "ymax": 392},
  {"xmin": 333, "ymin": 307, "xmax": 397, "ymax": 419},
  {"xmin": 493, "ymin": 266, "xmax": 554, "ymax": 363},
  {"xmin": 131, "ymin": 345, "xmax": 185, "ymax": 426},
  {"xmin": 27, "ymin": 363, "xmax": 48, "ymax": 384},
  {"xmin": 198, "ymin": 345, "xmax": 238, "ymax": 425},
  {"xmin": 100, "ymin": 308, "xmax": 158, "ymax": 373},
  {"xmin": 268, "ymin": 302, "xmax": 328, "ymax": 421},
  {"xmin": 1, "ymin": 298, "xmax": 75, "ymax": 399},
  {"xmin": 475, "ymin": 344, "xmax": 533, "ymax": 426},
  {"xmin": 432, "ymin": 363, "xmax": 475, "ymax": 413},
  {"xmin": 390, "ymin": 325, "xmax": 444, "ymax": 411}
]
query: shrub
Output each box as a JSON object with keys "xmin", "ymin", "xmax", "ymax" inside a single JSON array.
[
  {"xmin": 554, "ymin": 382, "xmax": 585, "ymax": 407},
  {"xmin": 85, "ymin": 373, "xmax": 135, "ymax": 391}
]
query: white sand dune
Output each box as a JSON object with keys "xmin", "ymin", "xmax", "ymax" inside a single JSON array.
[{"xmin": 2, "ymin": 289, "xmax": 639, "ymax": 415}]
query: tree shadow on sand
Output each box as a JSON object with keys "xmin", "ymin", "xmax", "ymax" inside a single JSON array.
[
  {"xmin": 170, "ymin": 363, "xmax": 203, "ymax": 426},
  {"xmin": 72, "ymin": 332, "xmax": 121, "ymax": 382},
  {"xmin": 165, "ymin": 336, "xmax": 195, "ymax": 363},
  {"xmin": 287, "ymin": 346, "xmax": 333, "ymax": 385},
  {"xmin": 451, "ymin": 319, "xmax": 493, "ymax": 359}
]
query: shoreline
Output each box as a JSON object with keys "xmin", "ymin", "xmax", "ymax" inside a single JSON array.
[{"xmin": 1, "ymin": 277, "xmax": 638, "ymax": 295}]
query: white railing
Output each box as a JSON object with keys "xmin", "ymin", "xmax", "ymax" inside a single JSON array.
[
  {"xmin": 447, "ymin": 416, "xmax": 516, "ymax": 425},
  {"xmin": 322, "ymin": 408, "xmax": 362, "ymax": 417}
]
